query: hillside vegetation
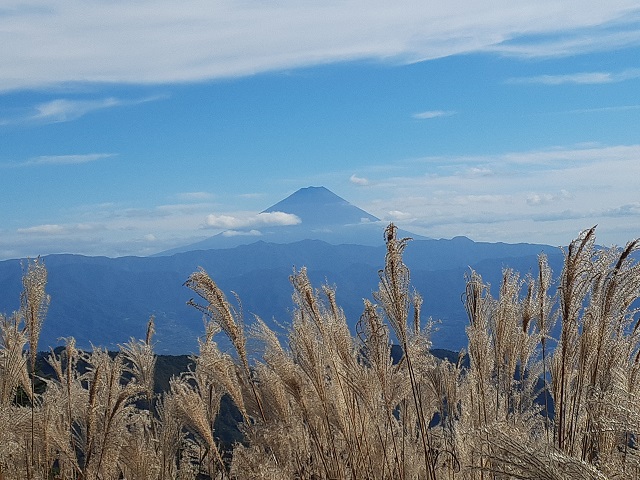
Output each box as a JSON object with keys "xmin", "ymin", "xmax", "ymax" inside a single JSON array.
[{"xmin": 1, "ymin": 224, "xmax": 639, "ymax": 479}]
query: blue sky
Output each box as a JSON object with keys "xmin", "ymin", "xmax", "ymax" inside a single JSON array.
[{"xmin": 1, "ymin": 1, "xmax": 640, "ymax": 259}]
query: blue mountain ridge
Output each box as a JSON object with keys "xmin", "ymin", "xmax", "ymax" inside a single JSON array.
[
  {"xmin": 0, "ymin": 186, "xmax": 563, "ymax": 354},
  {"xmin": 0, "ymin": 238, "xmax": 562, "ymax": 355}
]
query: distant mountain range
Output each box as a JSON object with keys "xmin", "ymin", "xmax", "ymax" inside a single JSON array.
[{"xmin": 0, "ymin": 187, "xmax": 564, "ymax": 354}]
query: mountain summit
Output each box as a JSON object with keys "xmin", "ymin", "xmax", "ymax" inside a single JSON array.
[
  {"xmin": 263, "ymin": 186, "xmax": 379, "ymax": 226},
  {"xmin": 157, "ymin": 186, "xmax": 410, "ymax": 255}
]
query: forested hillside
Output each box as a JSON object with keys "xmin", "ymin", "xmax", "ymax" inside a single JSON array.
[{"xmin": 0, "ymin": 236, "xmax": 560, "ymax": 354}]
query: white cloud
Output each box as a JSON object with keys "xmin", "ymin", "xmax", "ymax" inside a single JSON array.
[
  {"xmin": 222, "ymin": 229, "xmax": 262, "ymax": 237},
  {"xmin": 526, "ymin": 189, "xmax": 572, "ymax": 206},
  {"xmin": 174, "ymin": 191, "xmax": 215, "ymax": 201},
  {"xmin": 204, "ymin": 215, "xmax": 242, "ymax": 229},
  {"xmin": 205, "ymin": 211, "xmax": 301, "ymax": 229},
  {"xmin": 565, "ymin": 104, "xmax": 640, "ymax": 114},
  {"xmin": 17, "ymin": 224, "xmax": 66, "ymax": 235},
  {"xmin": 1, "ymin": 95, "xmax": 167, "ymax": 124},
  {"xmin": 15, "ymin": 222, "xmax": 102, "ymax": 237},
  {"xmin": 350, "ymin": 174, "xmax": 370, "ymax": 186},
  {"xmin": 451, "ymin": 194, "xmax": 509, "ymax": 205},
  {"xmin": 18, "ymin": 153, "xmax": 115, "ymax": 167},
  {"xmin": 1, "ymin": 2, "xmax": 639, "ymax": 92},
  {"xmin": 412, "ymin": 110, "xmax": 456, "ymax": 119},
  {"xmin": 484, "ymin": 23, "xmax": 640, "ymax": 59},
  {"xmin": 464, "ymin": 167, "xmax": 493, "ymax": 177},
  {"xmin": 156, "ymin": 203, "xmax": 218, "ymax": 216},
  {"xmin": 357, "ymin": 143, "xmax": 640, "ymax": 246},
  {"xmin": 507, "ymin": 68, "xmax": 640, "ymax": 85},
  {"xmin": 238, "ymin": 193, "xmax": 265, "ymax": 200},
  {"xmin": 482, "ymin": 144, "xmax": 640, "ymax": 166},
  {"xmin": 603, "ymin": 202, "xmax": 640, "ymax": 218},
  {"xmin": 387, "ymin": 210, "xmax": 413, "ymax": 220},
  {"xmin": 526, "ymin": 193, "xmax": 553, "ymax": 206},
  {"xmin": 33, "ymin": 97, "xmax": 119, "ymax": 122},
  {"xmin": 4, "ymin": 142, "xmax": 640, "ymax": 258},
  {"xmin": 1, "ymin": 153, "xmax": 115, "ymax": 168},
  {"xmin": 4, "ymin": 200, "xmax": 227, "ymax": 258}
]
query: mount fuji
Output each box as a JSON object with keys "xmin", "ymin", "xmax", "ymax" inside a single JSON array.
[{"xmin": 158, "ymin": 186, "xmax": 422, "ymax": 255}]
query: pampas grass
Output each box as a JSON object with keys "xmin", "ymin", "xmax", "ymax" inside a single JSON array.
[{"xmin": 1, "ymin": 226, "xmax": 639, "ymax": 479}]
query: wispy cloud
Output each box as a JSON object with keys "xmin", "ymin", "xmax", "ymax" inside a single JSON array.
[
  {"xmin": 1, "ymin": 2, "xmax": 638, "ymax": 91},
  {"xmin": 386, "ymin": 210, "xmax": 413, "ymax": 220},
  {"xmin": 526, "ymin": 189, "xmax": 572, "ymax": 206},
  {"xmin": 33, "ymin": 97, "xmax": 119, "ymax": 122},
  {"xmin": 356, "ymin": 143, "xmax": 640, "ymax": 245},
  {"xmin": 17, "ymin": 224, "xmax": 66, "ymax": 235},
  {"xmin": 31, "ymin": 95, "xmax": 165, "ymax": 123},
  {"xmin": 507, "ymin": 68, "xmax": 640, "ymax": 85},
  {"xmin": 237, "ymin": 193, "xmax": 266, "ymax": 200},
  {"xmin": 222, "ymin": 229, "xmax": 262, "ymax": 237},
  {"xmin": 174, "ymin": 191, "xmax": 215, "ymax": 201},
  {"xmin": 1, "ymin": 95, "xmax": 166, "ymax": 125},
  {"xmin": 4, "ymin": 199, "xmax": 224, "ymax": 258},
  {"xmin": 413, "ymin": 110, "xmax": 456, "ymax": 119},
  {"xmin": 531, "ymin": 202, "xmax": 640, "ymax": 222},
  {"xmin": 564, "ymin": 104, "xmax": 640, "ymax": 114},
  {"xmin": 4, "ymin": 142, "xmax": 639, "ymax": 257},
  {"xmin": 350, "ymin": 174, "xmax": 370, "ymax": 186},
  {"xmin": 205, "ymin": 211, "xmax": 301, "ymax": 229},
  {"xmin": 603, "ymin": 202, "xmax": 640, "ymax": 218},
  {"xmin": 463, "ymin": 167, "xmax": 493, "ymax": 177},
  {"xmin": 485, "ymin": 24, "xmax": 640, "ymax": 59},
  {"xmin": 16, "ymin": 223, "xmax": 96, "ymax": 235},
  {"xmin": 7, "ymin": 153, "xmax": 115, "ymax": 167}
]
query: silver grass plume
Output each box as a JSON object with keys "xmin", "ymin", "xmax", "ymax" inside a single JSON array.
[
  {"xmin": 121, "ymin": 315, "xmax": 157, "ymax": 406},
  {"xmin": 185, "ymin": 268, "xmax": 249, "ymax": 373},
  {"xmin": 185, "ymin": 268, "xmax": 267, "ymax": 423},
  {"xmin": 0, "ymin": 312, "xmax": 32, "ymax": 405},
  {"xmin": 20, "ymin": 257, "xmax": 50, "ymax": 373}
]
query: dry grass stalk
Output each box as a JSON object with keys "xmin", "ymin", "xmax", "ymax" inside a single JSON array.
[{"xmin": 21, "ymin": 257, "xmax": 50, "ymax": 374}]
